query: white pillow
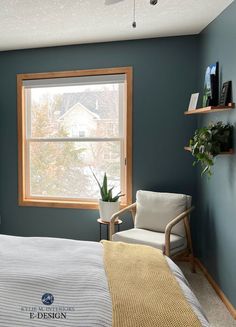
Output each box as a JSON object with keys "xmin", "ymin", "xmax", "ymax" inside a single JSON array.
[{"xmin": 135, "ymin": 190, "xmax": 191, "ymax": 237}]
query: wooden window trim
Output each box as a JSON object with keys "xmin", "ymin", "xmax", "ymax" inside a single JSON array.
[{"xmin": 17, "ymin": 67, "xmax": 133, "ymax": 209}]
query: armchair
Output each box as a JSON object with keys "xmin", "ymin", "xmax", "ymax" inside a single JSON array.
[{"xmin": 109, "ymin": 190, "xmax": 195, "ymax": 272}]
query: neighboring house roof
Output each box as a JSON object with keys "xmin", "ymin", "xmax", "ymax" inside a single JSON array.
[
  {"xmin": 57, "ymin": 90, "xmax": 118, "ymax": 119},
  {"xmin": 58, "ymin": 101, "xmax": 100, "ymax": 121}
]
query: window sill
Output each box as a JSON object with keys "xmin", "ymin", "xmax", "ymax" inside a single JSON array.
[{"xmin": 19, "ymin": 197, "xmax": 129, "ymax": 210}]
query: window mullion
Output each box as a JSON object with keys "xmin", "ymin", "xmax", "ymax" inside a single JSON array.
[{"xmin": 27, "ymin": 137, "xmax": 122, "ymax": 143}]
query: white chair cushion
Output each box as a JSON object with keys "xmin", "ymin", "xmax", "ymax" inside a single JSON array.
[
  {"xmin": 112, "ymin": 228, "xmax": 187, "ymax": 255},
  {"xmin": 135, "ymin": 190, "xmax": 191, "ymax": 237}
]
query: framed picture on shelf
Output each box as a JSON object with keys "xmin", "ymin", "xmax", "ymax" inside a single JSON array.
[
  {"xmin": 219, "ymin": 81, "xmax": 232, "ymax": 106},
  {"xmin": 188, "ymin": 93, "xmax": 199, "ymax": 111},
  {"xmin": 202, "ymin": 62, "xmax": 219, "ymax": 107}
]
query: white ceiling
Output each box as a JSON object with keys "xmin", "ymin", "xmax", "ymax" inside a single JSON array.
[{"xmin": 0, "ymin": 0, "xmax": 234, "ymax": 51}]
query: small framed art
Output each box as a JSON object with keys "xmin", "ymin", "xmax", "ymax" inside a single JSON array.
[
  {"xmin": 202, "ymin": 62, "xmax": 219, "ymax": 107},
  {"xmin": 219, "ymin": 81, "xmax": 232, "ymax": 106},
  {"xmin": 188, "ymin": 93, "xmax": 199, "ymax": 111}
]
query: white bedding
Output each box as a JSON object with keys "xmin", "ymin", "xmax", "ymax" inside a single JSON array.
[{"xmin": 0, "ymin": 235, "xmax": 209, "ymax": 326}]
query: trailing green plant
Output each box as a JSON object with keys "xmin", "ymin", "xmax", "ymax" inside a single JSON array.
[
  {"xmin": 92, "ymin": 170, "xmax": 124, "ymax": 202},
  {"xmin": 189, "ymin": 121, "xmax": 233, "ymax": 177}
]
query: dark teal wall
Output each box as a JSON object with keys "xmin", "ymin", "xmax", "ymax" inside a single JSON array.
[
  {"xmin": 0, "ymin": 37, "xmax": 198, "ymax": 240},
  {"xmin": 197, "ymin": 1, "xmax": 236, "ymax": 307}
]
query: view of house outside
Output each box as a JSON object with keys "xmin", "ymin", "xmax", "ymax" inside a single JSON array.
[{"xmin": 27, "ymin": 83, "xmax": 123, "ymax": 200}]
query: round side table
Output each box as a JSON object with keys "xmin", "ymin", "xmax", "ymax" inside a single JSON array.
[{"xmin": 97, "ymin": 218, "xmax": 122, "ymax": 241}]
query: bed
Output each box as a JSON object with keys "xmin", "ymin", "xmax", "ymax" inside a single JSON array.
[{"xmin": 0, "ymin": 234, "xmax": 209, "ymax": 327}]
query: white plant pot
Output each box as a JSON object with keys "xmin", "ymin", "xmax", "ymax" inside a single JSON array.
[{"xmin": 99, "ymin": 200, "xmax": 120, "ymax": 222}]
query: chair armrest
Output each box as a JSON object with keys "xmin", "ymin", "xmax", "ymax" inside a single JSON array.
[
  {"xmin": 164, "ymin": 206, "xmax": 195, "ymax": 256},
  {"xmin": 109, "ymin": 203, "xmax": 136, "ymax": 240},
  {"xmin": 110, "ymin": 203, "xmax": 136, "ymax": 223}
]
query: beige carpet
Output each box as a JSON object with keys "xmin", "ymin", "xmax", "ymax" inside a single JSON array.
[{"xmin": 178, "ymin": 262, "xmax": 236, "ymax": 327}]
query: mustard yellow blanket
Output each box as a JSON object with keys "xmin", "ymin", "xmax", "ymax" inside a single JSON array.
[{"xmin": 102, "ymin": 241, "xmax": 201, "ymax": 327}]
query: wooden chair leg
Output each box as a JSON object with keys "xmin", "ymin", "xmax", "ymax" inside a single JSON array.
[
  {"xmin": 184, "ymin": 216, "xmax": 196, "ymax": 273},
  {"xmin": 190, "ymin": 252, "xmax": 196, "ymax": 273},
  {"xmin": 109, "ymin": 221, "xmax": 115, "ymax": 241}
]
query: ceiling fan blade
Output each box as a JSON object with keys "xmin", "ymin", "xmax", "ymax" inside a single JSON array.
[{"xmin": 105, "ymin": 0, "xmax": 124, "ymax": 5}]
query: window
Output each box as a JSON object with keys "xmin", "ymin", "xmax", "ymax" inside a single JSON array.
[{"xmin": 17, "ymin": 67, "xmax": 132, "ymax": 209}]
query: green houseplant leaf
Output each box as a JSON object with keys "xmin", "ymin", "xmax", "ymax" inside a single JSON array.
[
  {"xmin": 189, "ymin": 121, "xmax": 233, "ymax": 177},
  {"xmin": 91, "ymin": 169, "xmax": 125, "ymax": 202}
]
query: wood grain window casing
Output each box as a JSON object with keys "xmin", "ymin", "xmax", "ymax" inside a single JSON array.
[{"xmin": 17, "ymin": 67, "xmax": 132, "ymax": 209}]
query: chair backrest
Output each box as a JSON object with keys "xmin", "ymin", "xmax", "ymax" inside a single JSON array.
[{"xmin": 134, "ymin": 190, "xmax": 192, "ymax": 237}]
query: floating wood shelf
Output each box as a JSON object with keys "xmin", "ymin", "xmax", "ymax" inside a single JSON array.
[
  {"xmin": 184, "ymin": 103, "xmax": 235, "ymax": 115},
  {"xmin": 184, "ymin": 146, "xmax": 234, "ymax": 154}
]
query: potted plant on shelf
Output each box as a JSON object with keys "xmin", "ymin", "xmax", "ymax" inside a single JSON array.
[
  {"xmin": 189, "ymin": 121, "xmax": 233, "ymax": 177},
  {"xmin": 92, "ymin": 171, "xmax": 124, "ymax": 222}
]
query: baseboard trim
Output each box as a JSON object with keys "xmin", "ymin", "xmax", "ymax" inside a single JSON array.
[{"xmin": 194, "ymin": 258, "xmax": 236, "ymax": 320}]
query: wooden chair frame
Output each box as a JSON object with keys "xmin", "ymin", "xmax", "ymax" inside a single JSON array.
[{"xmin": 109, "ymin": 203, "xmax": 195, "ymax": 272}]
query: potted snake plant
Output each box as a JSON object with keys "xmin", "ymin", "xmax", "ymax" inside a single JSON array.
[{"xmin": 92, "ymin": 171, "xmax": 124, "ymax": 221}]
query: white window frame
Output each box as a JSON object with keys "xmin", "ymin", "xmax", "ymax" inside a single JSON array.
[{"xmin": 17, "ymin": 67, "xmax": 132, "ymax": 209}]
